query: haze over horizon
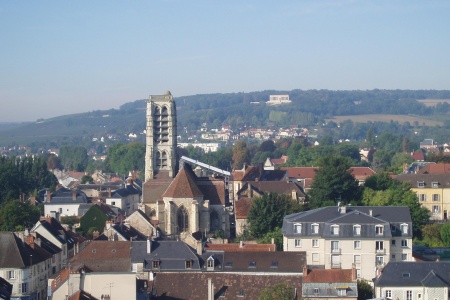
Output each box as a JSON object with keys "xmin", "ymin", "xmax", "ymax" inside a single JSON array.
[{"xmin": 1, "ymin": 1, "xmax": 450, "ymax": 123}]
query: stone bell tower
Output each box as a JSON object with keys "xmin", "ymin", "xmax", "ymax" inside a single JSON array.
[{"xmin": 144, "ymin": 91, "xmax": 177, "ymax": 181}]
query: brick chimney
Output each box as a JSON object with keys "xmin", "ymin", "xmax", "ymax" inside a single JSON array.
[
  {"xmin": 303, "ymin": 265, "xmax": 308, "ymax": 276},
  {"xmin": 46, "ymin": 190, "xmax": 51, "ymax": 203},
  {"xmin": 351, "ymin": 263, "xmax": 357, "ymax": 281}
]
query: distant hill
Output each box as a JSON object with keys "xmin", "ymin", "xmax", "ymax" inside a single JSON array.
[{"xmin": 1, "ymin": 89, "xmax": 450, "ymax": 148}]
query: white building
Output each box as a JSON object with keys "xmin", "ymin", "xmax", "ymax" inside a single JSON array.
[
  {"xmin": 0, "ymin": 232, "xmax": 52, "ymax": 300},
  {"xmin": 374, "ymin": 262, "xmax": 450, "ymax": 300},
  {"xmin": 282, "ymin": 206, "xmax": 413, "ymax": 281},
  {"xmin": 266, "ymin": 95, "xmax": 292, "ymax": 105}
]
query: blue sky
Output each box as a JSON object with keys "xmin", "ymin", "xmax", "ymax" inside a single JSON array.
[{"xmin": 1, "ymin": 1, "xmax": 449, "ymax": 122}]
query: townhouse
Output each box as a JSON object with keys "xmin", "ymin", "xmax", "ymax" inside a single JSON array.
[{"xmin": 282, "ymin": 206, "xmax": 413, "ymax": 281}]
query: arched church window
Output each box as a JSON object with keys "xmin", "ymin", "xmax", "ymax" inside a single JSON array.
[{"xmin": 178, "ymin": 206, "xmax": 189, "ymax": 232}]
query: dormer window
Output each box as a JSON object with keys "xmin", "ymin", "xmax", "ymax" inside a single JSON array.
[
  {"xmin": 207, "ymin": 256, "xmax": 215, "ymax": 271},
  {"xmin": 401, "ymin": 223, "xmax": 408, "ymax": 234},
  {"xmin": 185, "ymin": 260, "xmax": 192, "ymax": 269},
  {"xmin": 402, "ymin": 272, "xmax": 410, "ymax": 278},
  {"xmin": 153, "ymin": 260, "xmax": 160, "ymax": 269},
  {"xmin": 376, "ymin": 225, "xmax": 384, "ymax": 235},
  {"xmin": 353, "ymin": 225, "xmax": 361, "ymax": 236},
  {"xmin": 432, "ymin": 182, "xmax": 439, "ymax": 188},
  {"xmin": 271, "ymin": 261, "xmax": 278, "ymax": 268},
  {"xmin": 331, "ymin": 225, "xmax": 339, "ymax": 235},
  {"xmin": 248, "ymin": 261, "xmax": 256, "ymax": 268},
  {"xmin": 294, "ymin": 223, "xmax": 302, "ymax": 234},
  {"xmin": 418, "ymin": 181, "xmax": 425, "ymax": 188},
  {"xmin": 311, "ymin": 223, "xmax": 319, "ymax": 234}
]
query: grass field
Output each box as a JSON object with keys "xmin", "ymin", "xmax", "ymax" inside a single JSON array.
[
  {"xmin": 326, "ymin": 114, "xmax": 443, "ymax": 126},
  {"xmin": 417, "ymin": 99, "xmax": 450, "ymax": 107}
]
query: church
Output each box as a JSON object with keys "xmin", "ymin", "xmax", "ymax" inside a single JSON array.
[{"xmin": 141, "ymin": 91, "xmax": 230, "ymax": 239}]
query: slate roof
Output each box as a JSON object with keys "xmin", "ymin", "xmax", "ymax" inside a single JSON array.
[
  {"xmin": 205, "ymin": 243, "xmax": 276, "ymax": 252},
  {"xmin": 46, "ymin": 187, "xmax": 88, "ymax": 204},
  {"xmin": 395, "ymin": 173, "xmax": 450, "ymax": 188},
  {"xmin": 70, "ymin": 241, "xmax": 131, "ymax": 272},
  {"xmin": 0, "ymin": 277, "xmax": 12, "ymax": 300},
  {"xmin": 0, "ymin": 232, "xmax": 49, "ymax": 268},
  {"xmin": 97, "ymin": 223, "xmax": 147, "ymax": 241},
  {"xmin": 375, "ymin": 262, "xmax": 450, "ymax": 287},
  {"xmin": 282, "ymin": 206, "xmax": 412, "ymax": 238},
  {"xmin": 110, "ymin": 184, "xmax": 141, "ymax": 198},
  {"xmin": 151, "ymin": 273, "xmax": 302, "ymax": 300},
  {"xmin": 162, "ymin": 164, "xmax": 203, "ymax": 198},
  {"xmin": 130, "ymin": 240, "xmax": 200, "ymax": 272}
]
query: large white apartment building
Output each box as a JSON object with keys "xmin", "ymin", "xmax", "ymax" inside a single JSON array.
[{"xmin": 282, "ymin": 206, "xmax": 413, "ymax": 281}]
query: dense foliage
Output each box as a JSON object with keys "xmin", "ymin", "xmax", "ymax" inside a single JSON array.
[
  {"xmin": 79, "ymin": 205, "xmax": 110, "ymax": 238},
  {"xmin": 308, "ymin": 156, "xmax": 362, "ymax": 208},
  {"xmin": 362, "ymin": 173, "xmax": 430, "ymax": 239},
  {"xmin": 0, "ymin": 155, "xmax": 58, "ymax": 204},
  {"xmin": 258, "ymin": 282, "xmax": 295, "ymax": 300},
  {"xmin": 247, "ymin": 192, "xmax": 303, "ymax": 238},
  {"xmin": 60, "ymin": 146, "xmax": 89, "ymax": 171},
  {"xmin": 0, "ymin": 200, "xmax": 41, "ymax": 231},
  {"xmin": 103, "ymin": 142, "xmax": 146, "ymax": 176}
]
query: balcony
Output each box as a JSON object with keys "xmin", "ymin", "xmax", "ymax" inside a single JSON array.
[
  {"xmin": 331, "ymin": 248, "xmax": 341, "ymax": 254},
  {"xmin": 376, "ymin": 248, "xmax": 386, "ymax": 254},
  {"xmin": 331, "ymin": 262, "xmax": 341, "ymax": 269}
]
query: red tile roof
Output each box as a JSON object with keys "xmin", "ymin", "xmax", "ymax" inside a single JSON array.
[
  {"xmin": 303, "ymin": 268, "xmax": 354, "ymax": 283},
  {"xmin": 418, "ymin": 163, "xmax": 450, "ymax": 174},
  {"xmin": 235, "ymin": 198, "xmax": 253, "ymax": 219},
  {"xmin": 281, "ymin": 167, "xmax": 318, "ymax": 179},
  {"xmin": 163, "ymin": 165, "xmax": 203, "ymax": 198}
]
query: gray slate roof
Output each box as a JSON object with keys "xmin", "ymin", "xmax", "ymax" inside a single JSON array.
[
  {"xmin": 0, "ymin": 232, "xmax": 50, "ymax": 268},
  {"xmin": 282, "ymin": 206, "xmax": 412, "ymax": 238},
  {"xmin": 375, "ymin": 262, "xmax": 450, "ymax": 287},
  {"xmin": 130, "ymin": 240, "xmax": 200, "ymax": 272}
]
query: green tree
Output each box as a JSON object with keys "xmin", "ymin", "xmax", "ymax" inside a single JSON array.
[
  {"xmin": 364, "ymin": 175, "xmax": 430, "ymax": 238},
  {"xmin": 248, "ymin": 192, "xmax": 302, "ymax": 238},
  {"xmin": 441, "ymin": 222, "xmax": 450, "ymax": 247},
  {"xmin": 308, "ymin": 156, "xmax": 361, "ymax": 208},
  {"xmin": 421, "ymin": 223, "xmax": 444, "ymax": 247},
  {"xmin": 259, "ymin": 227, "xmax": 283, "ymax": 251},
  {"xmin": 232, "ymin": 140, "xmax": 250, "ymax": 170},
  {"xmin": 259, "ymin": 282, "xmax": 295, "ymax": 300},
  {"xmin": 366, "ymin": 127, "xmax": 375, "ymax": 148},
  {"xmin": 104, "ymin": 142, "xmax": 145, "ymax": 176},
  {"xmin": 357, "ymin": 279, "xmax": 373, "ymax": 300},
  {"xmin": 0, "ymin": 200, "xmax": 41, "ymax": 231},
  {"xmin": 60, "ymin": 146, "xmax": 89, "ymax": 171},
  {"xmin": 81, "ymin": 175, "xmax": 94, "ymax": 184}
]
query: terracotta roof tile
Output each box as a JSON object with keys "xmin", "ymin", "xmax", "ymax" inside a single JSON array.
[
  {"xmin": 197, "ymin": 178, "xmax": 225, "ymax": 205},
  {"xmin": 70, "ymin": 241, "xmax": 131, "ymax": 272},
  {"xmin": 235, "ymin": 198, "xmax": 253, "ymax": 219},
  {"xmin": 418, "ymin": 163, "xmax": 450, "ymax": 174},
  {"xmin": 152, "ymin": 273, "xmax": 302, "ymax": 300},
  {"xmin": 163, "ymin": 164, "xmax": 203, "ymax": 198},
  {"xmin": 303, "ymin": 268, "xmax": 354, "ymax": 283}
]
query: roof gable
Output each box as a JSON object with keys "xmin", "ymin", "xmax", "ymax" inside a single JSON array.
[{"xmin": 163, "ymin": 164, "xmax": 203, "ymax": 198}]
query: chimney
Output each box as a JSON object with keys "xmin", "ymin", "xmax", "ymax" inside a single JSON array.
[
  {"xmin": 108, "ymin": 188, "xmax": 111, "ymax": 197},
  {"xmin": 351, "ymin": 263, "xmax": 357, "ymax": 281},
  {"xmin": 303, "ymin": 265, "xmax": 308, "ymax": 277},
  {"xmin": 208, "ymin": 278, "xmax": 214, "ymax": 300},
  {"xmin": 147, "ymin": 238, "xmax": 151, "ymax": 254},
  {"xmin": 339, "ymin": 206, "xmax": 347, "ymax": 214},
  {"xmin": 196, "ymin": 241, "xmax": 203, "ymax": 255},
  {"xmin": 369, "ymin": 209, "xmax": 373, "ymax": 216},
  {"xmin": 72, "ymin": 190, "xmax": 76, "ymax": 201},
  {"xmin": 46, "ymin": 190, "xmax": 51, "ymax": 203},
  {"xmin": 93, "ymin": 230, "xmax": 99, "ymax": 239},
  {"xmin": 26, "ymin": 234, "xmax": 35, "ymax": 249},
  {"xmin": 239, "ymin": 241, "xmax": 244, "ymax": 248}
]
